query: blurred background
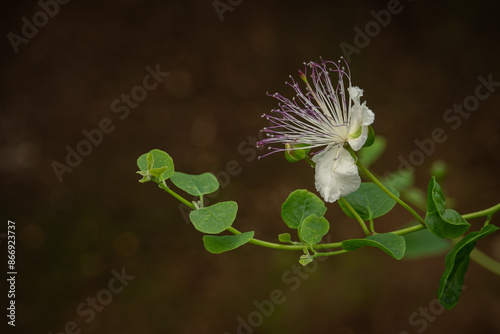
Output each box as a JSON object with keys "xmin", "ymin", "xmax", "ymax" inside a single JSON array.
[{"xmin": 1, "ymin": 0, "xmax": 500, "ymax": 333}]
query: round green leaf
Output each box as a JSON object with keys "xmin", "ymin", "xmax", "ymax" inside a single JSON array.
[
  {"xmin": 203, "ymin": 231, "xmax": 254, "ymax": 254},
  {"xmin": 281, "ymin": 190, "xmax": 327, "ymax": 229},
  {"xmin": 425, "ymin": 177, "xmax": 470, "ymax": 239},
  {"xmin": 189, "ymin": 201, "xmax": 238, "ymax": 234},
  {"xmin": 338, "ymin": 182, "xmax": 399, "ymax": 221},
  {"xmin": 137, "ymin": 149, "xmax": 175, "ymax": 181},
  {"xmin": 171, "ymin": 172, "xmax": 219, "ymax": 196},
  {"xmin": 298, "ymin": 215, "xmax": 330, "ymax": 245},
  {"xmin": 341, "ymin": 233, "xmax": 406, "ymax": 260}
]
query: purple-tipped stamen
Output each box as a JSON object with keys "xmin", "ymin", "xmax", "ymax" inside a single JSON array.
[{"xmin": 257, "ymin": 58, "xmax": 357, "ymax": 159}]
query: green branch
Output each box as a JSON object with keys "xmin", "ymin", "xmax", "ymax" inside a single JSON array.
[
  {"xmin": 159, "ymin": 177, "xmax": 500, "ymax": 273},
  {"xmin": 462, "ymin": 203, "xmax": 500, "ymax": 220},
  {"xmin": 160, "ymin": 179, "xmax": 426, "ymax": 252},
  {"xmin": 226, "ymin": 227, "xmax": 305, "ymax": 250},
  {"xmin": 158, "ymin": 182, "xmax": 195, "ymax": 209},
  {"xmin": 340, "ymin": 197, "xmax": 371, "ymax": 236},
  {"xmin": 350, "ymin": 149, "xmax": 426, "ymax": 226},
  {"xmin": 469, "ymin": 248, "xmax": 500, "ymax": 276},
  {"xmin": 313, "ymin": 249, "xmax": 349, "ymax": 257}
]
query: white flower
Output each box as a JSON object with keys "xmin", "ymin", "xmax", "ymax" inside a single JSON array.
[{"xmin": 258, "ymin": 59, "xmax": 374, "ymax": 203}]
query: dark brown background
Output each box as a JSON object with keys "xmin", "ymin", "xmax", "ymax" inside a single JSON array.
[{"xmin": 1, "ymin": 0, "xmax": 500, "ymax": 333}]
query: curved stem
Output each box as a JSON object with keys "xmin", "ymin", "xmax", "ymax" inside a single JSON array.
[
  {"xmin": 313, "ymin": 249, "xmax": 349, "ymax": 257},
  {"xmin": 304, "ymin": 155, "xmax": 316, "ymax": 168},
  {"xmin": 159, "ymin": 182, "xmax": 195, "ymax": 209},
  {"xmin": 227, "ymin": 227, "xmax": 303, "ymax": 250},
  {"xmin": 339, "ymin": 197, "xmax": 370, "ymax": 236},
  {"xmin": 160, "ymin": 180, "xmax": 344, "ymax": 251},
  {"xmin": 160, "ymin": 180, "xmax": 426, "ymax": 251},
  {"xmin": 391, "ymin": 223, "xmax": 426, "ymax": 235},
  {"xmin": 462, "ymin": 203, "xmax": 500, "ymax": 220},
  {"xmin": 469, "ymin": 248, "xmax": 500, "ymax": 276},
  {"xmin": 160, "ymin": 178, "xmax": 500, "ymax": 273},
  {"xmin": 369, "ymin": 218, "xmax": 375, "ymax": 234},
  {"xmin": 351, "ymin": 150, "xmax": 426, "ymax": 226}
]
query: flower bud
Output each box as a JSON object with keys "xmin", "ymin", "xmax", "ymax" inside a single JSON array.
[{"xmin": 284, "ymin": 143, "xmax": 311, "ymax": 162}]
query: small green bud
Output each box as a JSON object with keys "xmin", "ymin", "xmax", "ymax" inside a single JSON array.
[{"xmin": 284, "ymin": 143, "xmax": 311, "ymax": 162}]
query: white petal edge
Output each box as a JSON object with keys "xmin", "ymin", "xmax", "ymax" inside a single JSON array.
[
  {"xmin": 347, "ymin": 98, "xmax": 375, "ymax": 151},
  {"xmin": 348, "ymin": 125, "xmax": 369, "ymax": 151},
  {"xmin": 348, "ymin": 86, "xmax": 363, "ymax": 102},
  {"xmin": 362, "ymin": 104, "xmax": 375, "ymax": 125},
  {"xmin": 313, "ymin": 145, "xmax": 361, "ymax": 203}
]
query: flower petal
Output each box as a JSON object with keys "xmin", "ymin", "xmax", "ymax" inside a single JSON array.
[
  {"xmin": 348, "ymin": 125, "xmax": 369, "ymax": 151},
  {"xmin": 346, "ymin": 87, "xmax": 375, "ymax": 151},
  {"xmin": 348, "ymin": 86, "xmax": 363, "ymax": 102},
  {"xmin": 313, "ymin": 145, "xmax": 361, "ymax": 203},
  {"xmin": 361, "ymin": 103, "xmax": 375, "ymax": 126}
]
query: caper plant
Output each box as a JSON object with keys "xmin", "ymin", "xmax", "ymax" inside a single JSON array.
[{"xmin": 136, "ymin": 59, "xmax": 500, "ymax": 310}]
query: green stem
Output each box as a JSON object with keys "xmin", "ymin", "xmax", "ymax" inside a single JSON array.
[
  {"xmin": 313, "ymin": 249, "xmax": 349, "ymax": 257},
  {"xmin": 304, "ymin": 155, "xmax": 316, "ymax": 167},
  {"xmin": 469, "ymin": 248, "xmax": 500, "ymax": 276},
  {"xmin": 351, "ymin": 149, "xmax": 426, "ymax": 226},
  {"xmin": 227, "ymin": 227, "xmax": 304, "ymax": 250},
  {"xmin": 391, "ymin": 224, "xmax": 426, "ymax": 235},
  {"xmin": 462, "ymin": 203, "xmax": 500, "ymax": 220},
  {"xmin": 339, "ymin": 197, "xmax": 370, "ymax": 236},
  {"xmin": 160, "ymin": 178, "xmax": 500, "ymax": 273},
  {"xmin": 160, "ymin": 180, "xmax": 343, "ymax": 251},
  {"xmin": 159, "ymin": 182, "xmax": 196, "ymax": 209},
  {"xmin": 160, "ymin": 179, "xmax": 426, "ymax": 251}
]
